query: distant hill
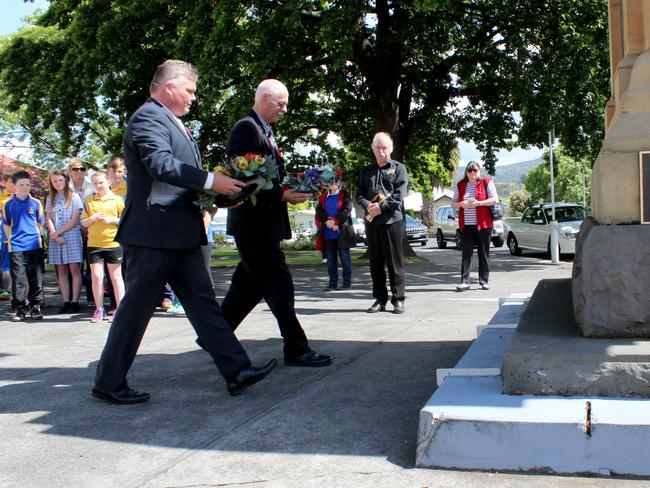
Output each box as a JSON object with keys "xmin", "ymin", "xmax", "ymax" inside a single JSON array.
[{"xmin": 455, "ymin": 158, "xmax": 541, "ymax": 198}]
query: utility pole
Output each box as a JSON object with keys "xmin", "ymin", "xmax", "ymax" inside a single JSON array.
[
  {"xmin": 549, "ymin": 129, "xmax": 559, "ymax": 264},
  {"xmin": 581, "ymin": 161, "xmax": 587, "ymax": 208}
]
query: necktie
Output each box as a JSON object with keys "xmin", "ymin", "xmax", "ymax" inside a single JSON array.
[{"xmin": 266, "ymin": 128, "xmax": 284, "ymax": 179}]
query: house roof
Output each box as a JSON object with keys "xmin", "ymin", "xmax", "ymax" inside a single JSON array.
[{"xmin": 0, "ymin": 155, "xmax": 49, "ymax": 198}]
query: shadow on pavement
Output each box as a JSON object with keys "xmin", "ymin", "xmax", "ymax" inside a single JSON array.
[{"xmin": 0, "ymin": 337, "xmax": 469, "ymax": 469}]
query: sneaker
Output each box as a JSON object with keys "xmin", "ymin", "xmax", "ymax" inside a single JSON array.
[
  {"xmin": 456, "ymin": 283, "xmax": 470, "ymax": 292},
  {"xmin": 90, "ymin": 308, "xmax": 106, "ymax": 323},
  {"xmin": 107, "ymin": 307, "xmax": 117, "ymax": 316},
  {"xmin": 167, "ymin": 299, "xmax": 185, "ymax": 315},
  {"xmin": 0, "ymin": 290, "xmax": 10, "ymax": 301},
  {"xmin": 12, "ymin": 308, "xmax": 27, "ymax": 322},
  {"xmin": 70, "ymin": 302, "xmax": 81, "ymax": 313},
  {"xmin": 161, "ymin": 298, "xmax": 173, "ymax": 310},
  {"xmin": 58, "ymin": 302, "xmax": 71, "ymax": 314},
  {"xmin": 30, "ymin": 305, "xmax": 43, "ymax": 320},
  {"xmin": 479, "ymin": 283, "xmax": 490, "ymax": 290},
  {"xmin": 342, "ymin": 283, "xmax": 352, "ymax": 289},
  {"xmin": 324, "ymin": 284, "xmax": 337, "ymax": 292}
]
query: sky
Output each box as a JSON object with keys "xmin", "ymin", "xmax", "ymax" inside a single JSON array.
[
  {"xmin": 0, "ymin": 0, "xmax": 50, "ymax": 36},
  {"xmin": 1, "ymin": 0, "xmax": 543, "ymax": 167}
]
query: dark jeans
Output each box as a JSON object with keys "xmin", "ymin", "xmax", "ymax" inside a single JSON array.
[
  {"xmin": 366, "ymin": 220, "xmax": 406, "ymax": 303},
  {"xmin": 325, "ymin": 239, "xmax": 352, "ymax": 286},
  {"xmin": 460, "ymin": 225, "xmax": 491, "ymax": 285},
  {"xmin": 10, "ymin": 248, "xmax": 43, "ymax": 309}
]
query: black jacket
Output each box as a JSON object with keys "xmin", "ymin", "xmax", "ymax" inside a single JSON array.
[
  {"xmin": 117, "ymin": 97, "xmax": 207, "ymax": 249},
  {"xmin": 356, "ymin": 159, "xmax": 408, "ymax": 225},
  {"xmin": 226, "ymin": 109, "xmax": 291, "ymax": 242}
]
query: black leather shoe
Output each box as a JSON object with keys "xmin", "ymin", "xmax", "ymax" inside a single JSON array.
[
  {"xmin": 227, "ymin": 358, "xmax": 277, "ymax": 396},
  {"xmin": 366, "ymin": 300, "xmax": 386, "ymax": 313},
  {"xmin": 284, "ymin": 350, "xmax": 332, "ymax": 367},
  {"xmin": 91, "ymin": 385, "xmax": 151, "ymax": 404},
  {"xmin": 392, "ymin": 300, "xmax": 405, "ymax": 314}
]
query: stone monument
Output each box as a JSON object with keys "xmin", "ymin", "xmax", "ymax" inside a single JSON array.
[
  {"xmin": 572, "ymin": 0, "xmax": 650, "ymax": 338},
  {"xmin": 502, "ymin": 0, "xmax": 650, "ymax": 399}
]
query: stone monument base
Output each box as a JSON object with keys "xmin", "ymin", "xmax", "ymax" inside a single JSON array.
[
  {"xmin": 503, "ymin": 278, "xmax": 650, "ymax": 398},
  {"xmin": 572, "ymin": 217, "xmax": 650, "ymax": 337},
  {"xmin": 417, "ymin": 292, "xmax": 650, "ymax": 475}
]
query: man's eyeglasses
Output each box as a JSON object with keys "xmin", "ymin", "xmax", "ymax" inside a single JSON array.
[
  {"xmin": 70, "ymin": 167, "xmax": 86, "ymax": 172},
  {"xmin": 270, "ymin": 97, "xmax": 288, "ymax": 109},
  {"xmin": 467, "ymin": 168, "xmax": 480, "ymax": 173}
]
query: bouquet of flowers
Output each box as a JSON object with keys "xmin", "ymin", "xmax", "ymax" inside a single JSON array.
[
  {"xmin": 197, "ymin": 153, "xmax": 279, "ymax": 208},
  {"xmin": 282, "ymin": 166, "xmax": 342, "ymax": 195}
]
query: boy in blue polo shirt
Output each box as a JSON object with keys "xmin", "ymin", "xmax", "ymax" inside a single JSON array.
[{"xmin": 2, "ymin": 171, "xmax": 44, "ymax": 321}]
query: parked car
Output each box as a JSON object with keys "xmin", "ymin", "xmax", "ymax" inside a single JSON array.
[
  {"xmin": 351, "ymin": 218, "xmax": 367, "ymax": 245},
  {"xmin": 434, "ymin": 205, "xmax": 505, "ymax": 249},
  {"xmin": 405, "ymin": 215, "xmax": 429, "ymax": 246},
  {"xmin": 505, "ymin": 203, "xmax": 590, "ymax": 256}
]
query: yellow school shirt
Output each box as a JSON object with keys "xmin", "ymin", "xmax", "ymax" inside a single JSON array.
[
  {"xmin": 83, "ymin": 192, "xmax": 124, "ymax": 248},
  {"xmin": 111, "ymin": 179, "xmax": 127, "ymax": 201},
  {"xmin": 0, "ymin": 190, "xmax": 14, "ymax": 243}
]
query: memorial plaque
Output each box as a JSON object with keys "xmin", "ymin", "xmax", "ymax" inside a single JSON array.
[{"xmin": 641, "ymin": 152, "xmax": 650, "ymax": 224}]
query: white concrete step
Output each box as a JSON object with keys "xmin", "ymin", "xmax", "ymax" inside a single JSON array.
[
  {"xmin": 417, "ymin": 375, "xmax": 650, "ymax": 476},
  {"xmin": 436, "ymin": 328, "xmax": 515, "ymax": 386}
]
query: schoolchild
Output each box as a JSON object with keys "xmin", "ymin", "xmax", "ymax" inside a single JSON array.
[
  {"xmin": 81, "ymin": 171, "xmax": 125, "ymax": 323},
  {"xmin": 2, "ymin": 170, "xmax": 44, "ymax": 321}
]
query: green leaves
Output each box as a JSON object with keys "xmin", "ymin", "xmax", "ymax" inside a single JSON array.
[
  {"xmin": 1, "ymin": 0, "xmax": 608, "ymax": 182},
  {"xmin": 524, "ymin": 147, "xmax": 591, "ymax": 206}
]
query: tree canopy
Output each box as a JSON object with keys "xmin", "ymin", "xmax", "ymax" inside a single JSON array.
[
  {"xmin": 1, "ymin": 0, "xmax": 609, "ymax": 189},
  {"xmin": 524, "ymin": 146, "xmax": 592, "ymax": 206}
]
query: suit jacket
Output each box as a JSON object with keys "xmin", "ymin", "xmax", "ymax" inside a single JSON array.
[
  {"xmin": 226, "ymin": 109, "xmax": 291, "ymax": 242},
  {"xmin": 116, "ymin": 97, "xmax": 207, "ymax": 249}
]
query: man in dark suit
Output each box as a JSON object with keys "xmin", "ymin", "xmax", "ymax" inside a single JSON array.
[
  {"xmin": 220, "ymin": 79, "xmax": 331, "ymax": 367},
  {"xmin": 92, "ymin": 60, "xmax": 276, "ymax": 404}
]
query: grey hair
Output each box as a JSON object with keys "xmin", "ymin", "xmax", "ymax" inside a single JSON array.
[
  {"xmin": 462, "ymin": 160, "xmax": 483, "ymax": 182},
  {"xmin": 149, "ymin": 60, "xmax": 198, "ymax": 92},
  {"xmin": 255, "ymin": 79, "xmax": 287, "ymax": 103}
]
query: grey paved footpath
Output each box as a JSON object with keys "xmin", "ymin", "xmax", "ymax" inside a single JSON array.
[{"xmin": 0, "ymin": 244, "xmax": 642, "ymax": 487}]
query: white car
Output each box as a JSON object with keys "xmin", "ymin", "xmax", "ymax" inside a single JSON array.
[
  {"xmin": 505, "ymin": 203, "xmax": 590, "ymax": 256},
  {"xmin": 434, "ymin": 205, "xmax": 505, "ymax": 249}
]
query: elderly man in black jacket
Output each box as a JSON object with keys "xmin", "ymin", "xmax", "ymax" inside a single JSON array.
[
  {"xmin": 220, "ymin": 79, "xmax": 332, "ymax": 368},
  {"xmin": 92, "ymin": 60, "xmax": 276, "ymax": 404},
  {"xmin": 357, "ymin": 132, "xmax": 408, "ymax": 314}
]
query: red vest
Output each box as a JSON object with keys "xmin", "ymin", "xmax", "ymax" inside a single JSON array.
[{"xmin": 457, "ymin": 178, "xmax": 493, "ymax": 230}]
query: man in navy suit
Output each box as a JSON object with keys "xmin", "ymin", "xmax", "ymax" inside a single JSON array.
[
  {"xmin": 92, "ymin": 60, "xmax": 276, "ymax": 404},
  {"xmin": 220, "ymin": 79, "xmax": 332, "ymax": 367}
]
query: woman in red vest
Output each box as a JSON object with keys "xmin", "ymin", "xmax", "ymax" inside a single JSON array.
[
  {"xmin": 315, "ymin": 174, "xmax": 356, "ymax": 291},
  {"xmin": 451, "ymin": 161, "xmax": 499, "ymax": 291}
]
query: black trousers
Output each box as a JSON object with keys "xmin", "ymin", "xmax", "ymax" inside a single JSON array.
[
  {"xmin": 366, "ymin": 220, "xmax": 406, "ymax": 303},
  {"xmin": 10, "ymin": 248, "xmax": 43, "ymax": 309},
  {"xmin": 221, "ymin": 239, "xmax": 309, "ymax": 358},
  {"xmin": 460, "ymin": 225, "xmax": 491, "ymax": 285},
  {"xmin": 95, "ymin": 245, "xmax": 250, "ymax": 392}
]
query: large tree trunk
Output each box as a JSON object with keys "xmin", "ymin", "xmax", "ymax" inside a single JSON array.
[{"xmin": 421, "ymin": 193, "xmax": 435, "ymax": 229}]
